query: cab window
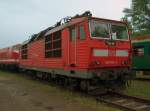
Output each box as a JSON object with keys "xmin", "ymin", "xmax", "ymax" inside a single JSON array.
[
  {"xmin": 79, "ymin": 25, "xmax": 85, "ymax": 40},
  {"xmin": 111, "ymin": 25, "xmax": 128, "ymax": 40},
  {"xmin": 70, "ymin": 26, "xmax": 76, "ymax": 41},
  {"xmin": 89, "ymin": 20, "xmax": 109, "ymax": 38}
]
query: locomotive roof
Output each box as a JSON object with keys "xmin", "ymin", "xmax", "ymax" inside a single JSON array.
[
  {"xmin": 26, "ymin": 17, "xmax": 87, "ymax": 44},
  {"xmin": 22, "ymin": 40, "xmax": 30, "ymax": 45},
  {"xmin": 45, "ymin": 17, "xmax": 86, "ymax": 36},
  {"xmin": 91, "ymin": 17, "xmax": 127, "ymax": 25},
  {"xmin": 45, "ymin": 17, "xmax": 127, "ymax": 36},
  {"xmin": 44, "ymin": 17, "xmax": 127, "ymax": 37},
  {"xmin": 26, "ymin": 11, "xmax": 127, "ymax": 45}
]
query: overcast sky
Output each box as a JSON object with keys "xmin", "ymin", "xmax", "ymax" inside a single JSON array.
[{"xmin": 0, "ymin": 0, "xmax": 131, "ymax": 48}]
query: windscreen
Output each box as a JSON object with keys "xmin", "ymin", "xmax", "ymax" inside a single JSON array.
[
  {"xmin": 89, "ymin": 20, "xmax": 129, "ymax": 40},
  {"xmin": 89, "ymin": 20, "xmax": 110, "ymax": 38},
  {"xmin": 111, "ymin": 25, "xmax": 128, "ymax": 40}
]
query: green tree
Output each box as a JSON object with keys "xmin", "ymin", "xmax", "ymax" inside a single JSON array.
[{"xmin": 123, "ymin": 0, "xmax": 150, "ymax": 37}]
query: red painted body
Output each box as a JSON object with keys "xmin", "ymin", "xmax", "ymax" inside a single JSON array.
[
  {"xmin": 0, "ymin": 44, "xmax": 20, "ymax": 65},
  {"xmin": 19, "ymin": 17, "xmax": 131, "ymax": 75},
  {"xmin": 0, "ymin": 12, "xmax": 133, "ymax": 90}
]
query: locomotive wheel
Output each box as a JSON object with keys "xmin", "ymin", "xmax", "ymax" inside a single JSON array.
[{"xmin": 80, "ymin": 80, "xmax": 90, "ymax": 92}]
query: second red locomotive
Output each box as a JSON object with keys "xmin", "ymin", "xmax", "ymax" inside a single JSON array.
[{"xmin": 0, "ymin": 44, "xmax": 20, "ymax": 70}]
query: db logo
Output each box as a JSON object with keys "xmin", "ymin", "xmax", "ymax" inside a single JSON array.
[{"xmin": 109, "ymin": 50, "xmax": 115, "ymax": 56}]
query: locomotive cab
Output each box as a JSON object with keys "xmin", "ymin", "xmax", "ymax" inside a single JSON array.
[
  {"xmin": 89, "ymin": 18, "xmax": 131, "ymax": 68},
  {"xmin": 87, "ymin": 18, "xmax": 132, "ymax": 81}
]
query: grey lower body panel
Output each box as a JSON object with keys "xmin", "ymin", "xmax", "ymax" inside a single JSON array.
[
  {"xmin": 19, "ymin": 65, "xmax": 132, "ymax": 80},
  {"xmin": 19, "ymin": 65, "xmax": 93, "ymax": 79}
]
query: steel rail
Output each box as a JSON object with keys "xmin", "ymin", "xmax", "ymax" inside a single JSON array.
[{"xmin": 95, "ymin": 91, "xmax": 150, "ymax": 111}]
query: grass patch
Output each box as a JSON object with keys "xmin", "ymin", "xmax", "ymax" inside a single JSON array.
[
  {"xmin": 0, "ymin": 70, "xmax": 120, "ymax": 111},
  {"xmin": 125, "ymin": 80, "xmax": 150, "ymax": 99},
  {"xmin": 58, "ymin": 90, "xmax": 120, "ymax": 111},
  {"xmin": 0, "ymin": 70, "xmax": 56, "ymax": 91}
]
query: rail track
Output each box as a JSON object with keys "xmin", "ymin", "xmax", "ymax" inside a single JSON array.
[
  {"xmin": 135, "ymin": 77, "xmax": 150, "ymax": 81},
  {"xmin": 96, "ymin": 91, "xmax": 150, "ymax": 111}
]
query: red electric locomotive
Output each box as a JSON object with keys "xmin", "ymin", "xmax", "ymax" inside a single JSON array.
[
  {"xmin": 19, "ymin": 11, "xmax": 133, "ymax": 90},
  {"xmin": 0, "ymin": 44, "xmax": 20, "ymax": 70}
]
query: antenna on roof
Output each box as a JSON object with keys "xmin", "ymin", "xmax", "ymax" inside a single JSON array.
[
  {"xmin": 55, "ymin": 11, "xmax": 92, "ymax": 27},
  {"xmin": 72, "ymin": 11, "xmax": 92, "ymax": 19}
]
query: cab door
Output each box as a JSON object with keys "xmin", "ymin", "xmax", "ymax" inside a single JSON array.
[{"xmin": 69, "ymin": 26, "xmax": 77, "ymax": 66}]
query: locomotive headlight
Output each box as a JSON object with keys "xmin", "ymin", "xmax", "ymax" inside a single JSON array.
[
  {"xmin": 122, "ymin": 61, "xmax": 128, "ymax": 65},
  {"xmin": 91, "ymin": 61, "xmax": 101, "ymax": 66},
  {"xmin": 95, "ymin": 61, "xmax": 100, "ymax": 65}
]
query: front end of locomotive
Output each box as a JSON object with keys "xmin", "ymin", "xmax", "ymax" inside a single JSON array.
[{"xmin": 87, "ymin": 18, "xmax": 134, "ymax": 89}]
